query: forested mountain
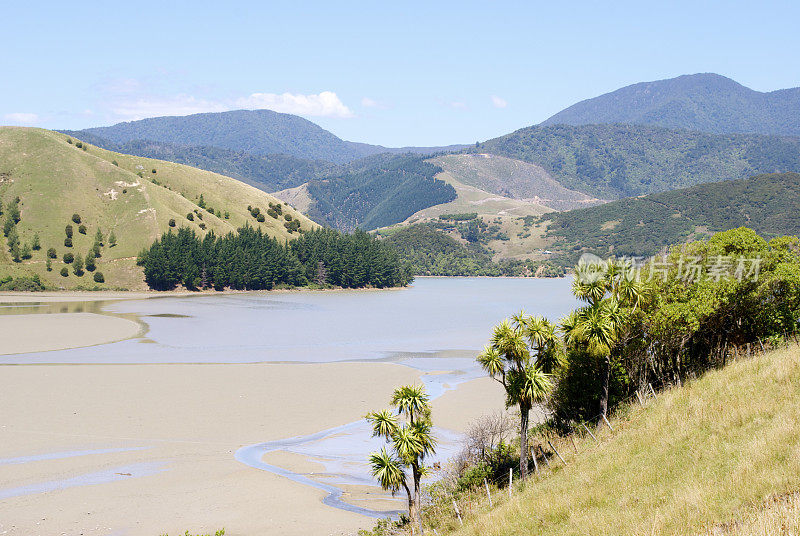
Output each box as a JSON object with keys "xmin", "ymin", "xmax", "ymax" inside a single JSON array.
[
  {"xmin": 542, "ymin": 73, "xmax": 800, "ymax": 136},
  {"xmin": 478, "ymin": 124, "xmax": 800, "ymax": 198},
  {"xmin": 66, "ymin": 109, "xmax": 465, "ymax": 164},
  {"xmin": 64, "ymin": 135, "xmax": 332, "ymax": 192},
  {"xmin": 541, "ymin": 172, "xmax": 800, "ymax": 262},
  {"xmin": 303, "ymin": 154, "xmax": 457, "ymax": 231}
]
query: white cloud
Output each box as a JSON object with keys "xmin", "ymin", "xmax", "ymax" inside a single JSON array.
[
  {"xmin": 450, "ymin": 101, "xmax": 468, "ymax": 110},
  {"xmin": 491, "ymin": 95, "xmax": 508, "ymax": 108},
  {"xmin": 3, "ymin": 112, "xmax": 40, "ymax": 126},
  {"xmin": 237, "ymin": 91, "xmax": 353, "ymax": 118},
  {"xmin": 361, "ymin": 97, "xmax": 378, "ymax": 108}
]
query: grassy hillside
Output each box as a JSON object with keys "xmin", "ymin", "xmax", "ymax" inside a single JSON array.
[
  {"xmin": 447, "ymin": 344, "xmax": 800, "ymax": 535},
  {"xmin": 542, "ymin": 172, "xmax": 800, "ymax": 262},
  {"xmin": 0, "ymin": 127, "xmax": 316, "ymax": 289},
  {"xmin": 478, "ymin": 123, "xmax": 800, "ymax": 199},
  {"xmin": 542, "ymin": 73, "xmax": 800, "ymax": 137}
]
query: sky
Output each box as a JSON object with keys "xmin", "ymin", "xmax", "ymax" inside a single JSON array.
[{"xmin": 3, "ymin": 0, "xmax": 799, "ymax": 147}]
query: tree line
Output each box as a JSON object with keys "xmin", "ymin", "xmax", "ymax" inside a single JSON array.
[{"xmin": 137, "ymin": 226, "xmax": 412, "ymax": 291}]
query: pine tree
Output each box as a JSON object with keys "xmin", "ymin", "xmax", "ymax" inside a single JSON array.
[
  {"xmin": 73, "ymin": 255, "xmax": 84, "ymax": 276},
  {"xmin": 108, "ymin": 231, "xmax": 117, "ymax": 247},
  {"xmin": 94, "ymin": 228, "xmax": 104, "ymax": 247},
  {"xmin": 32, "ymin": 233, "xmax": 40, "ymax": 250},
  {"xmin": 84, "ymin": 251, "xmax": 96, "ymax": 272}
]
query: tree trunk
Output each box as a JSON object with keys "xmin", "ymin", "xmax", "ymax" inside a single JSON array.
[
  {"xmin": 599, "ymin": 354, "xmax": 611, "ymax": 418},
  {"xmin": 519, "ymin": 405, "xmax": 530, "ymax": 480},
  {"xmin": 411, "ymin": 469, "xmax": 424, "ymax": 534}
]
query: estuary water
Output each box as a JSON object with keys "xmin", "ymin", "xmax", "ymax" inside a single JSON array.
[{"xmin": 1, "ymin": 277, "xmax": 578, "ymax": 516}]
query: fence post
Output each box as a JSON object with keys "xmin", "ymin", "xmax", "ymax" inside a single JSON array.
[
  {"xmin": 635, "ymin": 390, "xmax": 645, "ymax": 406},
  {"xmin": 549, "ymin": 440, "xmax": 567, "ymax": 465},
  {"xmin": 581, "ymin": 422, "xmax": 598, "ymax": 442},
  {"xmin": 508, "ymin": 468, "xmax": 513, "ymax": 498},
  {"xmin": 758, "ymin": 338, "xmax": 765, "ymax": 353},
  {"xmin": 453, "ymin": 500, "xmax": 463, "ymax": 526},
  {"xmin": 602, "ymin": 414, "xmax": 615, "ymax": 432},
  {"xmin": 540, "ymin": 445, "xmax": 552, "ymax": 469},
  {"xmin": 570, "ymin": 435, "xmax": 579, "ymax": 454},
  {"xmin": 484, "ymin": 478, "xmax": 492, "ymax": 507},
  {"xmin": 530, "ymin": 445, "xmax": 539, "ymax": 474},
  {"xmin": 648, "ymin": 383, "xmax": 658, "ymax": 401}
]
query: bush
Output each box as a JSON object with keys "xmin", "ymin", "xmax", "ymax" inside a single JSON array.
[
  {"xmin": 75, "ymin": 141, "xmax": 83, "ymax": 148},
  {"xmin": 78, "ymin": 224, "xmax": 87, "ymax": 234},
  {"xmin": 60, "ymin": 267, "xmax": 69, "ymax": 277},
  {"xmin": 284, "ymin": 213, "xmax": 293, "ymax": 221},
  {"xmin": 66, "ymin": 138, "xmax": 73, "ymax": 144},
  {"xmin": 224, "ymin": 211, "xmax": 230, "ymax": 219},
  {"xmin": 198, "ymin": 223, "xmax": 206, "ymax": 230},
  {"xmin": 47, "ymin": 247, "xmax": 57, "ymax": 259},
  {"xmin": 112, "ymin": 160, "xmax": 119, "ymax": 166},
  {"xmin": 21, "ymin": 243, "xmax": 31, "ymax": 259},
  {"xmin": 64, "ymin": 237, "xmax": 73, "ymax": 248},
  {"xmin": 0, "ymin": 275, "xmax": 45, "ymax": 291},
  {"xmin": 93, "ymin": 272, "xmax": 104, "ymax": 283},
  {"xmin": 63, "ymin": 252, "xmax": 74, "ymax": 264},
  {"xmin": 65, "ymin": 225, "xmax": 73, "ymax": 238},
  {"xmin": 72, "ymin": 214, "xmax": 81, "ymax": 224},
  {"xmin": 256, "ymin": 214, "xmax": 265, "ymax": 223},
  {"xmin": 85, "ymin": 252, "xmax": 96, "ymax": 271},
  {"xmin": 46, "ymin": 258, "xmax": 52, "ymax": 271},
  {"xmin": 187, "ymin": 213, "xmax": 194, "ymax": 221},
  {"xmin": 32, "ymin": 233, "xmax": 40, "ymax": 250},
  {"xmin": 152, "ymin": 168, "xmax": 157, "ymax": 174},
  {"xmin": 73, "ymin": 255, "xmax": 84, "ymax": 275},
  {"xmin": 108, "ymin": 231, "xmax": 117, "ymax": 247},
  {"xmin": 169, "ymin": 218, "xmax": 176, "ymax": 227}
]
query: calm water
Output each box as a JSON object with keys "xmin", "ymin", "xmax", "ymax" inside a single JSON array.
[
  {"xmin": 0, "ymin": 277, "xmax": 577, "ymax": 516},
  {"xmin": 1, "ymin": 277, "xmax": 577, "ymax": 365}
]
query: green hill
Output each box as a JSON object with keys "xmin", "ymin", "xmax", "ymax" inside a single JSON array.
[
  {"xmin": 0, "ymin": 127, "xmax": 316, "ymax": 289},
  {"xmin": 542, "ymin": 73, "xmax": 800, "ymax": 137},
  {"xmin": 478, "ymin": 123, "xmax": 800, "ymax": 199},
  {"xmin": 447, "ymin": 344, "xmax": 800, "ymax": 535},
  {"xmin": 541, "ymin": 172, "xmax": 800, "ymax": 262}
]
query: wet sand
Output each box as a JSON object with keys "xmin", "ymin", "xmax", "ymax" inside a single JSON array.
[{"xmin": 0, "ymin": 362, "xmax": 505, "ymax": 535}]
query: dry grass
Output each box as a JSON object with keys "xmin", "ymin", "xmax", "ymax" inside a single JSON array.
[
  {"xmin": 706, "ymin": 492, "xmax": 800, "ymax": 536},
  {"xmin": 435, "ymin": 345, "xmax": 800, "ymax": 536}
]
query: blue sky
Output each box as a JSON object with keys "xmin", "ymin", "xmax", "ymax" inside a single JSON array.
[{"xmin": 3, "ymin": 1, "xmax": 799, "ymax": 146}]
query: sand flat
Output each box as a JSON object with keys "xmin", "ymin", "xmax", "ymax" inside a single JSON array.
[
  {"xmin": 0, "ymin": 312, "xmax": 142, "ymax": 355},
  {"xmin": 0, "ymin": 362, "xmax": 422, "ymax": 535}
]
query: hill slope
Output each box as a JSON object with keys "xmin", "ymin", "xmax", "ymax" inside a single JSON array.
[
  {"xmin": 452, "ymin": 344, "xmax": 800, "ymax": 535},
  {"xmin": 542, "ymin": 73, "xmax": 800, "ymax": 136},
  {"xmin": 478, "ymin": 123, "xmax": 800, "ymax": 199},
  {"xmin": 541, "ymin": 172, "xmax": 800, "ymax": 261},
  {"xmin": 66, "ymin": 109, "xmax": 466, "ymax": 164},
  {"xmin": 0, "ymin": 127, "xmax": 316, "ymax": 289}
]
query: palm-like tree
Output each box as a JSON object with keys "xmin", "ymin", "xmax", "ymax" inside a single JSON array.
[
  {"xmin": 566, "ymin": 258, "xmax": 647, "ymax": 417},
  {"xmin": 366, "ymin": 384, "xmax": 435, "ymax": 533},
  {"xmin": 478, "ymin": 314, "xmax": 558, "ymax": 480}
]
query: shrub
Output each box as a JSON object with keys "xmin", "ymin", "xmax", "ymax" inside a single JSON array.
[
  {"xmin": 65, "ymin": 225, "xmax": 73, "ymax": 238},
  {"xmin": 72, "ymin": 214, "xmax": 81, "ymax": 224},
  {"xmin": 32, "ymin": 233, "xmax": 40, "ymax": 250},
  {"xmin": 284, "ymin": 213, "xmax": 293, "ymax": 221},
  {"xmin": 93, "ymin": 271, "xmax": 105, "ymax": 283},
  {"xmin": 152, "ymin": 168, "xmax": 157, "ymax": 174},
  {"xmin": 75, "ymin": 141, "xmax": 83, "ymax": 148},
  {"xmin": 256, "ymin": 214, "xmax": 265, "ymax": 223},
  {"xmin": 64, "ymin": 237, "xmax": 73, "ymax": 248},
  {"xmin": 60, "ymin": 267, "xmax": 69, "ymax": 277},
  {"xmin": 63, "ymin": 252, "xmax": 74, "ymax": 264},
  {"xmin": 267, "ymin": 209, "xmax": 278, "ymax": 219},
  {"xmin": 0, "ymin": 275, "xmax": 45, "ymax": 291},
  {"xmin": 198, "ymin": 223, "xmax": 206, "ymax": 230},
  {"xmin": 82, "ymin": 145, "xmax": 87, "ymax": 151},
  {"xmin": 224, "ymin": 211, "xmax": 230, "ymax": 219},
  {"xmin": 108, "ymin": 231, "xmax": 117, "ymax": 247},
  {"xmin": 112, "ymin": 160, "xmax": 119, "ymax": 166},
  {"xmin": 93, "ymin": 243, "xmax": 101, "ymax": 258},
  {"xmin": 21, "ymin": 243, "xmax": 31, "ymax": 259},
  {"xmin": 187, "ymin": 213, "xmax": 194, "ymax": 221},
  {"xmin": 46, "ymin": 258, "xmax": 52, "ymax": 271},
  {"xmin": 10, "ymin": 242, "xmax": 21, "ymax": 262},
  {"xmin": 198, "ymin": 194, "xmax": 206, "ymax": 208},
  {"xmin": 73, "ymin": 255, "xmax": 84, "ymax": 275},
  {"xmin": 78, "ymin": 224, "xmax": 87, "ymax": 234},
  {"xmin": 168, "ymin": 218, "xmax": 176, "ymax": 227},
  {"xmin": 47, "ymin": 247, "xmax": 57, "ymax": 258},
  {"xmin": 66, "ymin": 138, "xmax": 73, "ymax": 144},
  {"xmin": 85, "ymin": 252, "xmax": 96, "ymax": 271},
  {"xmin": 94, "ymin": 228, "xmax": 104, "ymax": 246}
]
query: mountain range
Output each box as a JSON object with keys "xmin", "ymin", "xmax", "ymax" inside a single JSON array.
[{"xmin": 542, "ymin": 73, "xmax": 800, "ymax": 136}]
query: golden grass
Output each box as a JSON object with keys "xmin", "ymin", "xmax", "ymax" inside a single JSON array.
[
  {"xmin": 705, "ymin": 492, "xmax": 800, "ymax": 536},
  {"xmin": 442, "ymin": 345, "xmax": 800, "ymax": 536}
]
